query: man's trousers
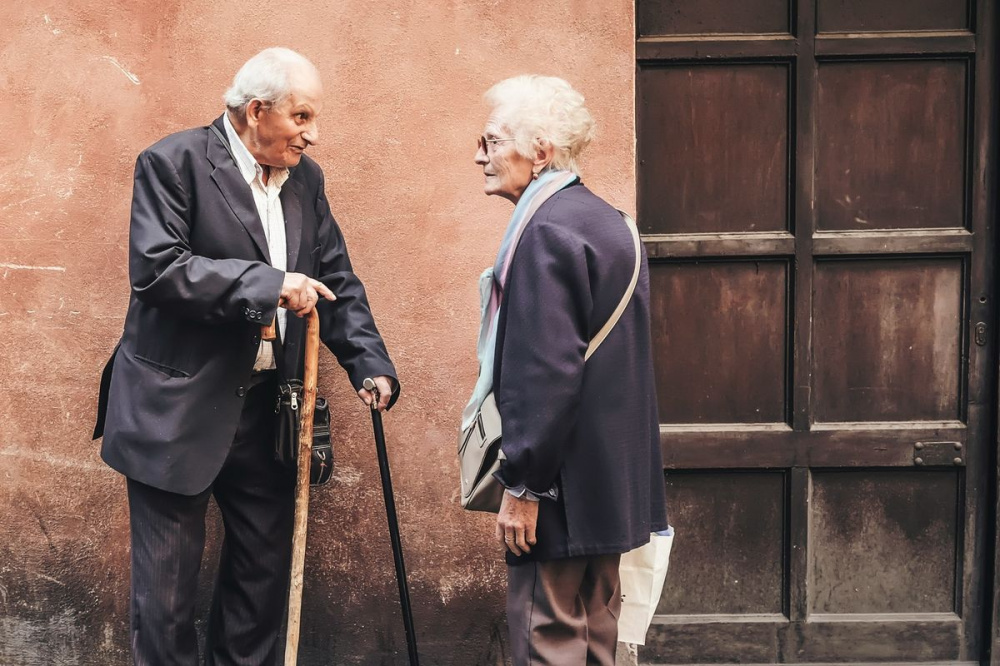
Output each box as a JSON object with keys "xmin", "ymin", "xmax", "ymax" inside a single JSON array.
[
  {"xmin": 126, "ymin": 374, "xmax": 295, "ymax": 666},
  {"xmin": 506, "ymin": 553, "xmax": 622, "ymax": 666}
]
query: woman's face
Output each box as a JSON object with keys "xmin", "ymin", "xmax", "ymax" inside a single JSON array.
[{"xmin": 475, "ymin": 117, "xmax": 534, "ymax": 204}]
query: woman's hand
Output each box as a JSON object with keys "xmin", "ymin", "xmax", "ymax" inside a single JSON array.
[{"xmin": 496, "ymin": 492, "xmax": 539, "ymax": 556}]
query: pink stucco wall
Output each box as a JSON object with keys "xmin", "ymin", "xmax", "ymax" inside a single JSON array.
[{"xmin": 0, "ymin": 2, "xmax": 635, "ymax": 663}]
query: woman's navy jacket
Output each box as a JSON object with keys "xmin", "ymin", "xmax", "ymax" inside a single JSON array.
[{"xmin": 494, "ymin": 182, "xmax": 669, "ymax": 563}]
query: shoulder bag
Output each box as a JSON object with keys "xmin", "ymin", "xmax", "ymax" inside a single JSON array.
[
  {"xmin": 458, "ymin": 210, "xmax": 642, "ymax": 512},
  {"xmin": 274, "ymin": 381, "xmax": 334, "ymax": 486}
]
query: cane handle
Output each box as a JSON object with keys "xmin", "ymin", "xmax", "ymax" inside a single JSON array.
[{"xmin": 363, "ymin": 377, "xmax": 379, "ymax": 410}]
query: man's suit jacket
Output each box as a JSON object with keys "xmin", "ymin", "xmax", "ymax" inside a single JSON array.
[{"xmin": 94, "ymin": 115, "xmax": 398, "ymax": 495}]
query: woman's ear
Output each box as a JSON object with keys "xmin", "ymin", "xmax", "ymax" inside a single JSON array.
[{"xmin": 532, "ymin": 140, "xmax": 555, "ymax": 176}]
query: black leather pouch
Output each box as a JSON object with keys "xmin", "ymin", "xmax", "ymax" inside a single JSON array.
[{"xmin": 275, "ymin": 381, "xmax": 334, "ymax": 486}]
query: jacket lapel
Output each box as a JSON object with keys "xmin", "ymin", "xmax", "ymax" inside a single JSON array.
[
  {"xmin": 281, "ymin": 178, "xmax": 304, "ymax": 273},
  {"xmin": 206, "ymin": 116, "xmax": 272, "ymax": 264}
]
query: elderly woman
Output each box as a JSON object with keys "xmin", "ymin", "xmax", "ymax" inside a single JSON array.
[{"xmin": 467, "ymin": 75, "xmax": 668, "ymax": 664}]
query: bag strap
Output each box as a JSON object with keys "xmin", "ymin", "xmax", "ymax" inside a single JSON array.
[
  {"xmin": 209, "ymin": 123, "xmax": 239, "ymax": 165},
  {"xmin": 585, "ymin": 210, "xmax": 641, "ymax": 361}
]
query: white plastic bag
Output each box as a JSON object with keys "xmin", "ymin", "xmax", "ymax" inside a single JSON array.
[{"xmin": 617, "ymin": 526, "xmax": 674, "ymax": 645}]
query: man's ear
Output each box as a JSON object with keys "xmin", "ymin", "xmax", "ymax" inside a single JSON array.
[{"xmin": 246, "ymin": 100, "xmax": 266, "ymax": 128}]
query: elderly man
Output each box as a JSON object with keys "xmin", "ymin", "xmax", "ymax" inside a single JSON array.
[{"xmin": 93, "ymin": 48, "xmax": 399, "ymax": 664}]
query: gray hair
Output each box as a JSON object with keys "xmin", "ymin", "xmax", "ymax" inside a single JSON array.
[
  {"xmin": 223, "ymin": 48, "xmax": 318, "ymax": 119},
  {"xmin": 484, "ymin": 75, "xmax": 596, "ymax": 175}
]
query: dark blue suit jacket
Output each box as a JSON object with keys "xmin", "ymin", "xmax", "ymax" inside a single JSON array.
[
  {"xmin": 494, "ymin": 183, "xmax": 668, "ymax": 561},
  {"xmin": 94, "ymin": 116, "xmax": 398, "ymax": 495}
]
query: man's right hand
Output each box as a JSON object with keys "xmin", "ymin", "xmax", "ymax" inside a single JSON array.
[{"xmin": 280, "ymin": 272, "xmax": 336, "ymax": 317}]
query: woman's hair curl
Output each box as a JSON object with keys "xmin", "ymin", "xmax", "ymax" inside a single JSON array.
[{"xmin": 484, "ymin": 75, "xmax": 595, "ymax": 175}]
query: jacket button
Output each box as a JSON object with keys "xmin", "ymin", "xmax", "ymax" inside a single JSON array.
[
  {"xmin": 236, "ymin": 387, "xmax": 246, "ymax": 397},
  {"xmin": 252, "ymin": 335, "xmax": 260, "ymax": 344}
]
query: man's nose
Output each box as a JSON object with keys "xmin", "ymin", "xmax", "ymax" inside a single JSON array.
[
  {"xmin": 303, "ymin": 122, "xmax": 319, "ymax": 147},
  {"xmin": 475, "ymin": 146, "xmax": 488, "ymax": 165}
]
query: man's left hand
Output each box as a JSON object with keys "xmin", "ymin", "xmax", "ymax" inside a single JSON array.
[
  {"xmin": 496, "ymin": 492, "xmax": 539, "ymax": 556},
  {"xmin": 358, "ymin": 375, "xmax": 394, "ymax": 412}
]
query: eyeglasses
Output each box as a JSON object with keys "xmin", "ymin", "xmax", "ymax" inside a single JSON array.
[{"xmin": 478, "ymin": 135, "xmax": 516, "ymax": 154}]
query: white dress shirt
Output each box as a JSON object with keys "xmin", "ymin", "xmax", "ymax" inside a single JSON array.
[{"xmin": 223, "ymin": 113, "xmax": 289, "ymax": 372}]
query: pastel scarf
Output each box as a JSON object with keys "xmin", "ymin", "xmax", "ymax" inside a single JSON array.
[{"xmin": 461, "ymin": 169, "xmax": 579, "ymax": 429}]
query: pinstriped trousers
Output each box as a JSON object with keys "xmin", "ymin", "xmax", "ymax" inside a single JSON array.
[
  {"xmin": 126, "ymin": 376, "xmax": 296, "ymax": 666},
  {"xmin": 506, "ymin": 554, "xmax": 622, "ymax": 666}
]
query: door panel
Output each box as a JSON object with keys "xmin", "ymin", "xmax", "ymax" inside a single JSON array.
[
  {"xmin": 650, "ymin": 261, "xmax": 789, "ymax": 424},
  {"xmin": 638, "ymin": 0, "xmax": 791, "ymax": 37},
  {"xmin": 815, "ymin": 60, "xmax": 968, "ymax": 231},
  {"xmin": 636, "ymin": 0, "xmax": 995, "ymax": 662},
  {"xmin": 657, "ymin": 472, "xmax": 787, "ymax": 615},
  {"xmin": 810, "ymin": 469, "xmax": 959, "ymax": 614},
  {"xmin": 811, "ymin": 258, "xmax": 963, "ymax": 422},
  {"xmin": 815, "ymin": 0, "xmax": 970, "ymax": 33},
  {"xmin": 637, "ymin": 64, "xmax": 791, "ymax": 235}
]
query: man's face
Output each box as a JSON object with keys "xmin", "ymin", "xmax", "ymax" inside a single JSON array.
[{"xmin": 248, "ymin": 68, "xmax": 323, "ymax": 168}]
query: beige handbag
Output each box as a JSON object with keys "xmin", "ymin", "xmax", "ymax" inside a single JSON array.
[{"xmin": 458, "ymin": 211, "xmax": 641, "ymax": 512}]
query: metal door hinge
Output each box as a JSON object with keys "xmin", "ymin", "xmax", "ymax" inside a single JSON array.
[{"xmin": 914, "ymin": 441, "xmax": 964, "ymax": 467}]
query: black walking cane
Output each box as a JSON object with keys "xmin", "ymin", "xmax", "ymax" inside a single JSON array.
[{"xmin": 363, "ymin": 377, "xmax": 420, "ymax": 666}]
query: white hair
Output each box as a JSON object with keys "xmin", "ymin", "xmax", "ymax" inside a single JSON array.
[
  {"xmin": 484, "ymin": 75, "xmax": 596, "ymax": 175},
  {"xmin": 223, "ymin": 47, "xmax": 318, "ymax": 119}
]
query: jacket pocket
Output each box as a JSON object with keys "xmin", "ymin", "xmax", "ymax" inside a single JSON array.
[{"xmin": 134, "ymin": 353, "xmax": 191, "ymax": 378}]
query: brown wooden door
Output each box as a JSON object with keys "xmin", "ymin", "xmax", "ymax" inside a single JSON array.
[{"xmin": 636, "ymin": 0, "xmax": 997, "ymax": 662}]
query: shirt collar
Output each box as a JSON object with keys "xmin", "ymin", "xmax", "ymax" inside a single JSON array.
[{"xmin": 222, "ymin": 112, "xmax": 289, "ymax": 189}]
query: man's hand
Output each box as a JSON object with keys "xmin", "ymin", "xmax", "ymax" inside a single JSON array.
[
  {"xmin": 358, "ymin": 375, "xmax": 394, "ymax": 412},
  {"xmin": 496, "ymin": 492, "xmax": 539, "ymax": 556},
  {"xmin": 280, "ymin": 272, "xmax": 336, "ymax": 317}
]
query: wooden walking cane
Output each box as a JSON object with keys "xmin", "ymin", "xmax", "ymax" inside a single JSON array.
[{"xmin": 262, "ymin": 310, "xmax": 320, "ymax": 666}]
